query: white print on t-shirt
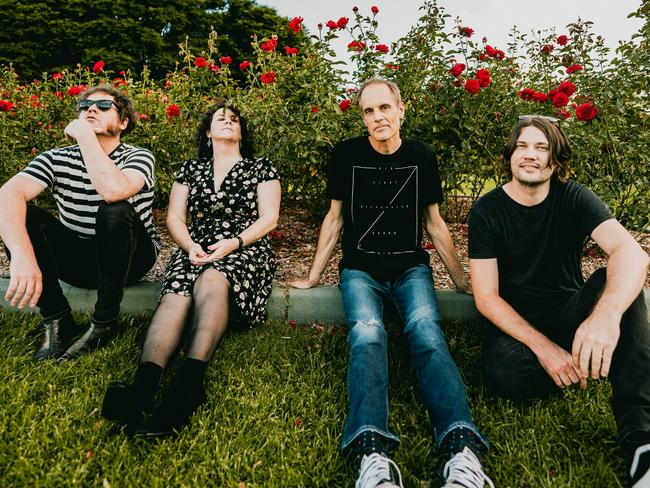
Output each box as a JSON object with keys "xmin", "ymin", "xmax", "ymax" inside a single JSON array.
[{"xmin": 351, "ymin": 165, "xmax": 418, "ymax": 254}]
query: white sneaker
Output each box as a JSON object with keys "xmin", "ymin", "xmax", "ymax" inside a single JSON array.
[
  {"xmin": 630, "ymin": 444, "xmax": 650, "ymax": 488},
  {"xmin": 442, "ymin": 447, "xmax": 494, "ymax": 488},
  {"xmin": 355, "ymin": 452, "xmax": 404, "ymax": 488}
]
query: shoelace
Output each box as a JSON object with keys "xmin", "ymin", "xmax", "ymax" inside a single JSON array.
[
  {"xmin": 443, "ymin": 447, "xmax": 495, "ymax": 488},
  {"xmin": 355, "ymin": 452, "xmax": 404, "ymax": 488}
]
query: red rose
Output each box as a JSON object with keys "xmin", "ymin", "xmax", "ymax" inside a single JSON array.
[
  {"xmin": 371, "ymin": 6, "xmax": 379, "ymax": 14},
  {"xmin": 551, "ymin": 92, "xmax": 569, "ymax": 107},
  {"xmin": 476, "ymin": 68, "xmax": 491, "ymax": 87},
  {"xmin": 566, "ymin": 64, "xmax": 584, "ymax": 75},
  {"xmin": 295, "ymin": 418, "xmax": 302, "ymax": 427},
  {"xmin": 113, "ymin": 77, "xmax": 126, "ymax": 87},
  {"xmin": 575, "ymin": 102, "xmax": 597, "ymax": 121},
  {"xmin": 166, "ymin": 104, "xmax": 180, "ymax": 117},
  {"xmin": 464, "ymin": 79, "xmax": 480, "ymax": 94},
  {"xmin": 518, "ymin": 88, "xmax": 535, "ymax": 101},
  {"xmin": 92, "ymin": 61, "xmax": 105, "ymax": 73},
  {"xmin": 289, "ymin": 16, "xmax": 303, "ymax": 33},
  {"xmin": 209, "ymin": 63, "xmax": 220, "ymax": 73},
  {"xmin": 352, "ymin": 6, "xmax": 359, "ymax": 12},
  {"xmin": 285, "ymin": 46, "xmax": 299, "ymax": 55},
  {"xmin": 485, "ymin": 45, "xmax": 497, "ymax": 57},
  {"xmin": 557, "ymin": 109, "xmax": 570, "ymax": 120},
  {"xmin": 375, "ymin": 44, "xmax": 389, "ymax": 53},
  {"xmin": 240, "ymin": 60, "xmax": 250, "ymax": 70},
  {"xmin": 51, "ymin": 72, "xmax": 64, "ymax": 80},
  {"xmin": 532, "ymin": 92, "xmax": 548, "ymax": 103},
  {"xmin": 557, "ymin": 35, "xmax": 569, "ymax": 46},
  {"xmin": 261, "ymin": 71, "xmax": 276, "ymax": 84},
  {"xmin": 347, "ymin": 41, "xmax": 365, "ymax": 52},
  {"xmin": 557, "ymin": 80, "xmax": 576, "ymax": 96},
  {"xmin": 194, "ymin": 57, "xmax": 207, "ymax": 68},
  {"xmin": 495, "ymin": 49, "xmax": 505, "ymax": 59},
  {"xmin": 0, "ymin": 100, "xmax": 14, "ymax": 111},
  {"xmin": 260, "ymin": 38, "xmax": 278, "ymax": 52},
  {"xmin": 541, "ymin": 44, "xmax": 554, "ymax": 55},
  {"xmin": 459, "ymin": 26, "xmax": 474, "ymax": 38},
  {"xmin": 449, "ymin": 63, "xmax": 465, "ymax": 77},
  {"xmin": 336, "ymin": 17, "xmax": 349, "ymax": 29},
  {"xmin": 479, "ymin": 54, "xmax": 487, "ymax": 61},
  {"xmin": 339, "ymin": 99, "xmax": 351, "ymax": 111},
  {"xmin": 220, "ymin": 56, "xmax": 232, "ymax": 65},
  {"xmin": 55, "ymin": 91, "xmax": 63, "ymax": 99},
  {"xmin": 311, "ymin": 105, "xmax": 318, "ymax": 113},
  {"xmin": 326, "ymin": 20, "xmax": 337, "ymax": 29},
  {"xmin": 67, "ymin": 85, "xmax": 83, "ymax": 96},
  {"xmin": 139, "ymin": 113, "xmax": 151, "ymax": 121}
]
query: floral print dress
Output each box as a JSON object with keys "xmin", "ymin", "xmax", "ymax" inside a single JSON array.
[{"xmin": 161, "ymin": 156, "xmax": 280, "ymax": 327}]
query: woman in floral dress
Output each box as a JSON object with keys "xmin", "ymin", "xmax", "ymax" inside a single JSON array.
[{"xmin": 101, "ymin": 102, "xmax": 281, "ymax": 437}]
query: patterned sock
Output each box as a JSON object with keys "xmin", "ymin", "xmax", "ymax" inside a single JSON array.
[
  {"xmin": 441, "ymin": 426, "xmax": 487, "ymax": 459},
  {"xmin": 352, "ymin": 431, "xmax": 388, "ymax": 466}
]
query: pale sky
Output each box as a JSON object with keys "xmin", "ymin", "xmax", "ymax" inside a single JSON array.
[{"xmin": 258, "ymin": 0, "xmax": 643, "ymax": 64}]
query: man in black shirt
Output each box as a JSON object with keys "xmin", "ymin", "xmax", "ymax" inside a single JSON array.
[
  {"xmin": 291, "ymin": 79, "xmax": 493, "ymax": 488},
  {"xmin": 469, "ymin": 116, "xmax": 650, "ymax": 487}
]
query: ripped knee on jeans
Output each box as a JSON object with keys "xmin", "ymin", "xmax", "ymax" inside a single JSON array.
[{"xmin": 353, "ymin": 318, "xmax": 382, "ymax": 328}]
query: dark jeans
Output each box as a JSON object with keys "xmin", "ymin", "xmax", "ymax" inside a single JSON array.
[
  {"xmin": 483, "ymin": 267, "xmax": 650, "ymax": 451},
  {"xmin": 21, "ymin": 202, "xmax": 157, "ymax": 323}
]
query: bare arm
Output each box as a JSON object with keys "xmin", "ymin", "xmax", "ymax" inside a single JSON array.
[
  {"xmin": 64, "ymin": 119, "xmax": 146, "ymax": 202},
  {"xmin": 471, "ymin": 257, "xmax": 584, "ymax": 388},
  {"xmin": 289, "ymin": 200, "xmax": 343, "ymax": 289},
  {"xmin": 0, "ymin": 175, "xmax": 48, "ymax": 308},
  {"xmin": 424, "ymin": 202, "xmax": 471, "ymax": 293},
  {"xmin": 572, "ymin": 219, "xmax": 650, "ymax": 379}
]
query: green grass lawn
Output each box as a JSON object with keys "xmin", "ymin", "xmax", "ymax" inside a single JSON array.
[{"xmin": 0, "ymin": 311, "xmax": 626, "ymax": 487}]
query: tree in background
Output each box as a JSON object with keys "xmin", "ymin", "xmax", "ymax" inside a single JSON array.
[{"xmin": 0, "ymin": 0, "xmax": 300, "ymax": 80}]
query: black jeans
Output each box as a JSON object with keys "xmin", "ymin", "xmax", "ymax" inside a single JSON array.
[
  {"xmin": 21, "ymin": 202, "xmax": 157, "ymax": 323},
  {"xmin": 483, "ymin": 268, "xmax": 650, "ymax": 451}
]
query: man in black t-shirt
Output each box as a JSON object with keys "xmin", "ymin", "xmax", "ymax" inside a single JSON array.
[
  {"xmin": 291, "ymin": 79, "xmax": 493, "ymax": 488},
  {"xmin": 468, "ymin": 116, "xmax": 650, "ymax": 487}
]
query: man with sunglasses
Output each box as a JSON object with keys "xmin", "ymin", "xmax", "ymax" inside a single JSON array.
[
  {"xmin": 468, "ymin": 115, "xmax": 650, "ymax": 487},
  {"xmin": 0, "ymin": 85, "xmax": 160, "ymax": 361}
]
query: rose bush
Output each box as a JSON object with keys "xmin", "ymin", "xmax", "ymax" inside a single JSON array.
[{"xmin": 0, "ymin": 1, "xmax": 647, "ymax": 227}]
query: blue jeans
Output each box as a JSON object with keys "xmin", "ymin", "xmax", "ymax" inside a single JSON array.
[{"xmin": 339, "ymin": 265, "xmax": 488, "ymax": 454}]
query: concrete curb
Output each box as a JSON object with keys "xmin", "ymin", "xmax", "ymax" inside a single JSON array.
[{"xmin": 0, "ymin": 279, "xmax": 647, "ymax": 325}]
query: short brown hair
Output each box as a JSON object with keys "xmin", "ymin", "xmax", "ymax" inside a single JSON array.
[
  {"xmin": 503, "ymin": 116, "xmax": 572, "ymax": 182},
  {"xmin": 78, "ymin": 84, "xmax": 138, "ymax": 136},
  {"xmin": 356, "ymin": 78, "xmax": 402, "ymax": 107}
]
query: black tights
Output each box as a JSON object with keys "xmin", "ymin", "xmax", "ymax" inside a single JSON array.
[{"xmin": 140, "ymin": 268, "xmax": 230, "ymax": 367}]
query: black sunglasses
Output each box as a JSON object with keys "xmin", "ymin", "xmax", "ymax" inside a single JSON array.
[
  {"xmin": 518, "ymin": 114, "xmax": 560, "ymax": 125},
  {"xmin": 78, "ymin": 99, "xmax": 117, "ymax": 111}
]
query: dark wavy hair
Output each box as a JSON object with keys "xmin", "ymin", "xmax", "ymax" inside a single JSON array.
[
  {"xmin": 78, "ymin": 84, "xmax": 138, "ymax": 136},
  {"xmin": 503, "ymin": 116, "xmax": 572, "ymax": 182},
  {"xmin": 196, "ymin": 102, "xmax": 255, "ymax": 161}
]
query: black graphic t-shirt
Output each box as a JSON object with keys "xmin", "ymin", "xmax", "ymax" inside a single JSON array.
[{"xmin": 327, "ymin": 136, "xmax": 443, "ymax": 281}]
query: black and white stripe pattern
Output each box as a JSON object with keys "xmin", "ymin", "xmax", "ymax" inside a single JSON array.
[{"xmin": 20, "ymin": 143, "xmax": 161, "ymax": 252}]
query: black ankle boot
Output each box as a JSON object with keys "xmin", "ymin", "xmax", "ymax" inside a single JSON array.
[
  {"xmin": 58, "ymin": 320, "xmax": 115, "ymax": 361},
  {"xmin": 102, "ymin": 362, "xmax": 163, "ymax": 429},
  {"xmin": 34, "ymin": 313, "xmax": 76, "ymax": 361},
  {"xmin": 134, "ymin": 385, "xmax": 207, "ymax": 439},
  {"xmin": 134, "ymin": 358, "xmax": 208, "ymax": 439}
]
